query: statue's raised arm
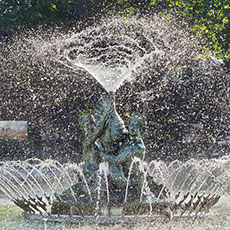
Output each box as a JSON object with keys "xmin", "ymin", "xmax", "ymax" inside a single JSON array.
[{"xmin": 79, "ymin": 96, "xmax": 114, "ymax": 148}]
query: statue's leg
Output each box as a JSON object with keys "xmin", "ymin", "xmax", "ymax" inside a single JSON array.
[
  {"xmin": 109, "ymin": 165, "xmax": 127, "ymax": 189},
  {"xmin": 83, "ymin": 163, "xmax": 98, "ymax": 183}
]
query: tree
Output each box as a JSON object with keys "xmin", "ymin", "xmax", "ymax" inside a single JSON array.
[
  {"xmin": 109, "ymin": 0, "xmax": 230, "ymax": 71},
  {"xmin": 1, "ymin": 0, "xmax": 229, "ymax": 72},
  {"xmin": 164, "ymin": 0, "xmax": 230, "ymax": 71}
]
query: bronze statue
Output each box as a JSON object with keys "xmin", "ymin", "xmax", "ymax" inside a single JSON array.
[
  {"xmin": 50, "ymin": 94, "xmax": 218, "ymax": 217},
  {"xmin": 57, "ymin": 94, "xmax": 147, "ymax": 204}
]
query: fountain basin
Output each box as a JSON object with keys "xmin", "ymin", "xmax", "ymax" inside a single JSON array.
[{"xmin": 25, "ymin": 213, "xmax": 205, "ymax": 224}]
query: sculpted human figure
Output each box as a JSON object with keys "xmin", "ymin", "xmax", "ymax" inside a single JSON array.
[
  {"xmin": 78, "ymin": 114, "xmax": 101, "ymax": 182},
  {"xmin": 94, "ymin": 94, "xmax": 128, "ymax": 155},
  {"xmin": 80, "ymin": 94, "xmax": 128, "ymax": 185},
  {"xmin": 58, "ymin": 94, "xmax": 127, "ymax": 200},
  {"xmin": 58, "ymin": 95, "xmax": 146, "ymax": 200},
  {"xmin": 93, "ymin": 94, "xmax": 129, "ymax": 188},
  {"xmin": 102, "ymin": 113, "xmax": 146, "ymax": 164},
  {"xmin": 101, "ymin": 113, "xmax": 146, "ymax": 187},
  {"xmin": 58, "ymin": 102, "xmax": 114, "ymax": 200},
  {"xmin": 79, "ymin": 104, "xmax": 113, "ymax": 182}
]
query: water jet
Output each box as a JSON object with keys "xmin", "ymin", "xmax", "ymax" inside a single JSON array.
[{"xmin": 0, "ymin": 14, "xmax": 229, "ymax": 229}]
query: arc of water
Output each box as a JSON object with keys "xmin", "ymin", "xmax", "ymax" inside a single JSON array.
[
  {"xmin": 95, "ymin": 167, "xmax": 103, "ymax": 218},
  {"xmin": 15, "ymin": 160, "xmax": 53, "ymax": 197},
  {"xmin": 1, "ymin": 166, "xmax": 35, "ymax": 198},
  {"xmin": 124, "ymin": 157, "xmax": 140, "ymax": 203},
  {"xmin": 72, "ymin": 163, "xmax": 92, "ymax": 202},
  {"xmin": 197, "ymin": 159, "xmax": 227, "ymax": 196},
  {"xmin": 67, "ymin": 43, "xmax": 137, "ymax": 67},
  {"xmin": 63, "ymin": 50, "xmax": 154, "ymax": 82},
  {"xmin": 0, "ymin": 176, "xmax": 24, "ymax": 199},
  {"xmin": 180, "ymin": 166, "xmax": 210, "ymax": 199},
  {"xmin": 39, "ymin": 160, "xmax": 78, "ymax": 203},
  {"xmin": 188, "ymin": 167, "xmax": 208, "ymax": 195},
  {"xmin": 177, "ymin": 165, "xmax": 197, "ymax": 193},
  {"xmin": 0, "ymin": 178, "xmax": 16, "ymax": 199},
  {"xmin": 4, "ymin": 164, "xmax": 43, "ymax": 196},
  {"xmin": 124, "ymin": 160, "xmax": 134, "ymax": 203},
  {"xmin": 168, "ymin": 162, "xmax": 189, "ymax": 197},
  {"xmin": 212, "ymin": 173, "xmax": 230, "ymax": 196},
  {"xmin": 104, "ymin": 172, "xmax": 110, "ymax": 204},
  {"xmin": 40, "ymin": 160, "xmax": 73, "ymax": 199},
  {"xmin": 169, "ymin": 160, "xmax": 204, "ymax": 197},
  {"xmin": 51, "ymin": 161, "xmax": 80, "ymax": 203},
  {"xmin": 11, "ymin": 159, "xmax": 51, "ymax": 195},
  {"xmin": 180, "ymin": 158, "xmax": 229, "ymax": 201},
  {"xmin": 206, "ymin": 161, "xmax": 230, "ymax": 196},
  {"xmin": 167, "ymin": 160, "xmax": 182, "ymax": 178},
  {"xmin": 63, "ymin": 31, "xmax": 151, "ymax": 60},
  {"xmin": 154, "ymin": 162, "xmax": 170, "ymax": 199},
  {"xmin": 174, "ymin": 160, "xmax": 217, "ymax": 197},
  {"xmin": 99, "ymin": 162, "xmax": 110, "ymax": 204},
  {"xmin": 208, "ymin": 181, "xmax": 222, "ymax": 197},
  {"xmin": 139, "ymin": 161, "xmax": 148, "ymax": 203},
  {"xmin": 195, "ymin": 164, "xmax": 220, "ymax": 195},
  {"xmin": 139, "ymin": 161, "xmax": 153, "ymax": 216},
  {"xmin": 155, "ymin": 160, "xmax": 181, "ymax": 199}
]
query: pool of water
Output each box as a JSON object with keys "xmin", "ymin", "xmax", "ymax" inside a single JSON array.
[{"xmin": 0, "ymin": 192, "xmax": 230, "ymax": 230}]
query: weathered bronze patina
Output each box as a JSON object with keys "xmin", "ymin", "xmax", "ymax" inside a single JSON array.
[{"xmin": 51, "ymin": 94, "xmax": 153, "ymax": 214}]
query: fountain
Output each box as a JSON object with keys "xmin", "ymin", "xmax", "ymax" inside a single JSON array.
[{"xmin": 0, "ymin": 14, "xmax": 229, "ymax": 228}]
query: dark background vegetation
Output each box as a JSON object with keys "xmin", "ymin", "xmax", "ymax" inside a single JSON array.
[
  {"xmin": 1, "ymin": 0, "xmax": 229, "ymax": 69},
  {"xmin": 0, "ymin": 0, "xmax": 229, "ymax": 161}
]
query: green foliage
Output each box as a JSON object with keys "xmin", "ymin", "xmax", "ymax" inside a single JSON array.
[
  {"xmin": 123, "ymin": 0, "xmax": 229, "ymax": 66},
  {"xmin": 0, "ymin": 0, "xmax": 229, "ymax": 67},
  {"xmin": 165, "ymin": 0, "xmax": 230, "ymax": 67},
  {"xmin": 0, "ymin": 0, "xmax": 110, "ymax": 34},
  {"xmin": 0, "ymin": 0, "xmax": 71, "ymax": 32},
  {"xmin": 113, "ymin": 0, "xmax": 230, "ymax": 68}
]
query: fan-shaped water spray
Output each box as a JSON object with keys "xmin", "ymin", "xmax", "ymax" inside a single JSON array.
[
  {"xmin": 1, "ymin": 156, "xmax": 230, "ymax": 218},
  {"xmin": 57, "ymin": 19, "xmax": 164, "ymax": 92},
  {"xmin": 31, "ymin": 15, "xmax": 202, "ymax": 93}
]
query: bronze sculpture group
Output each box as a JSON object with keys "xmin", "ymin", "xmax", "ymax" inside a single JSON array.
[{"xmin": 56, "ymin": 94, "xmax": 149, "ymax": 209}]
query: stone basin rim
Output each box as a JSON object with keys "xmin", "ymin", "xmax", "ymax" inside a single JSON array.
[{"xmin": 24, "ymin": 213, "xmax": 208, "ymax": 224}]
